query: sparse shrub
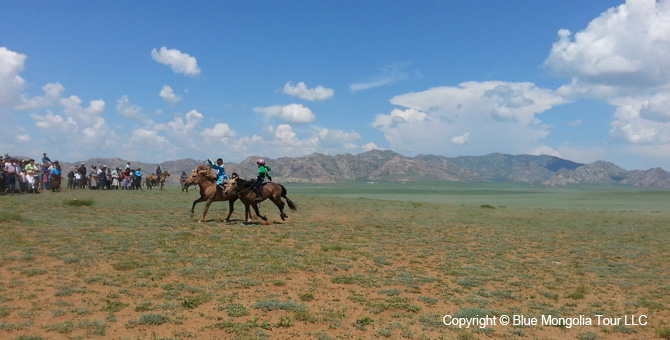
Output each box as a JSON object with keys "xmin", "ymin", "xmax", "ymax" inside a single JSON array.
[
  {"xmin": 355, "ymin": 316, "xmax": 373, "ymax": 330},
  {"xmin": 181, "ymin": 293, "xmax": 211, "ymax": 309},
  {"xmin": 138, "ymin": 313, "xmax": 169, "ymax": 325},
  {"xmin": 274, "ymin": 316, "xmax": 293, "ymax": 328},
  {"xmin": 101, "ymin": 301, "xmax": 128, "ymax": 313},
  {"xmin": 657, "ymin": 326, "xmax": 670, "ymax": 339},
  {"xmin": 480, "ymin": 204, "xmax": 495, "ymax": 209},
  {"xmin": 0, "ymin": 212, "xmax": 23, "ymax": 223},
  {"xmin": 63, "ymin": 198, "xmax": 94, "ymax": 207},
  {"xmin": 220, "ymin": 303, "xmax": 249, "ymax": 317},
  {"xmin": 252, "ymin": 299, "xmax": 306, "ymax": 312},
  {"xmin": 299, "ymin": 293, "xmax": 314, "ymax": 301},
  {"xmin": 577, "ymin": 331, "xmax": 598, "ymax": 340}
]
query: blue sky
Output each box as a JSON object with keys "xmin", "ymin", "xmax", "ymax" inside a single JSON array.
[{"xmin": 2, "ymin": 0, "xmax": 669, "ymax": 170}]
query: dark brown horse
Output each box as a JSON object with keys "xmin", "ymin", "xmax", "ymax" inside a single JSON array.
[
  {"xmin": 184, "ymin": 166, "xmax": 238, "ymax": 222},
  {"xmin": 223, "ymin": 177, "xmax": 297, "ymax": 223}
]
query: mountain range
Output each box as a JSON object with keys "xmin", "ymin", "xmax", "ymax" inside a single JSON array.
[{"xmin": 53, "ymin": 150, "xmax": 670, "ymax": 188}]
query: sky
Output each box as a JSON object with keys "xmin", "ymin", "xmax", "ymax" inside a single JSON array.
[{"xmin": 2, "ymin": 0, "xmax": 670, "ymax": 170}]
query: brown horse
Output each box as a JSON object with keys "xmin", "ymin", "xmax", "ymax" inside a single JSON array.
[
  {"xmin": 223, "ymin": 177, "xmax": 297, "ymax": 223},
  {"xmin": 184, "ymin": 166, "xmax": 238, "ymax": 222},
  {"xmin": 145, "ymin": 174, "xmax": 158, "ymax": 189},
  {"xmin": 158, "ymin": 171, "xmax": 170, "ymax": 189}
]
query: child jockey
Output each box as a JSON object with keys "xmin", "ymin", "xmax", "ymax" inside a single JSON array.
[
  {"xmin": 253, "ymin": 158, "xmax": 272, "ymax": 201},
  {"xmin": 207, "ymin": 158, "xmax": 229, "ymax": 190}
]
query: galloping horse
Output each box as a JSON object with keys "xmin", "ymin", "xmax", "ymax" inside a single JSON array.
[
  {"xmin": 145, "ymin": 174, "xmax": 158, "ymax": 189},
  {"xmin": 184, "ymin": 166, "xmax": 238, "ymax": 222},
  {"xmin": 223, "ymin": 176, "xmax": 297, "ymax": 223},
  {"xmin": 158, "ymin": 171, "xmax": 170, "ymax": 189}
]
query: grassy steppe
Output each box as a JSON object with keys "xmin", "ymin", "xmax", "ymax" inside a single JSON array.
[{"xmin": 0, "ymin": 183, "xmax": 669, "ymax": 340}]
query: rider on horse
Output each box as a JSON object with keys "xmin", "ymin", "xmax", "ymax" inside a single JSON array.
[
  {"xmin": 253, "ymin": 158, "xmax": 272, "ymax": 201},
  {"xmin": 207, "ymin": 158, "xmax": 229, "ymax": 190}
]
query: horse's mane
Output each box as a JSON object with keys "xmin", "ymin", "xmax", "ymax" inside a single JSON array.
[
  {"xmin": 236, "ymin": 177, "xmax": 256, "ymax": 188},
  {"xmin": 196, "ymin": 166, "xmax": 217, "ymax": 182}
]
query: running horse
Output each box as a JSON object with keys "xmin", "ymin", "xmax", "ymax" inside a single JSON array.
[
  {"xmin": 184, "ymin": 166, "xmax": 238, "ymax": 222},
  {"xmin": 145, "ymin": 174, "xmax": 158, "ymax": 189},
  {"xmin": 158, "ymin": 171, "xmax": 170, "ymax": 189},
  {"xmin": 223, "ymin": 176, "xmax": 297, "ymax": 224}
]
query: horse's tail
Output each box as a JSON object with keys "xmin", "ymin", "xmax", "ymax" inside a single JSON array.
[{"xmin": 280, "ymin": 184, "xmax": 297, "ymax": 211}]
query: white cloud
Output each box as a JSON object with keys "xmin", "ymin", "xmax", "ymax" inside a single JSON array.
[
  {"xmin": 116, "ymin": 95, "xmax": 143, "ymax": 118},
  {"xmin": 567, "ymin": 119, "xmax": 582, "ymax": 127},
  {"xmin": 201, "ymin": 123, "xmax": 236, "ymax": 139},
  {"xmin": 282, "ymin": 81, "xmax": 334, "ymax": 101},
  {"xmin": 530, "ymin": 145, "xmax": 562, "ymax": 158},
  {"xmin": 17, "ymin": 82, "xmax": 65, "ymax": 110},
  {"xmin": 16, "ymin": 134, "xmax": 30, "ymax": 143},
  {"xmin": 349, "ymin": 63, "xmax": 411, "ymax": 93},
  {"xmin": 451, "ymin": 132, "xmax": 470, "ymax": 145},
  {"xmin": 361, "ymin": 142, "xmax": 381, "ymax": 152},
  {"xmin": 158, "ymin": 85, "xmax": 182, "ymax": 104},
  {"xmin": 254, "ymin": 103, "xmax": 316, "ymax": 124},
  {"xmin": 545, "ymin": 0, "xmax": 670, "ymax": 96},
  {"xmin": 373, "ymin": 81, "xmax": 565, "ymax": 156},
  {"xmin": 0, "ymin": 47, "xmax": 27, "ymax": 108},
  {"xmin": 609, "ymin": 101, "xmax": 670, "ymax": 144},
  {"xmin": 130, "ymin": 128, "xmax": 169, "ymax": 147},
  {"xmin": 151, "ymin": 46, "xmax": 201, "ymax": 76}
]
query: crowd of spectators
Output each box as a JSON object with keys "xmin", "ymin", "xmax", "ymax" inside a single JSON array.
[{"xmin": 1, "ymin": 153, "xmax": 147, "ymax": 195}]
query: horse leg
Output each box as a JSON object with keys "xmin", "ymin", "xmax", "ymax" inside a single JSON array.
[
  {"xmin": 224, "ymin": 198, "xmax": 237, "ymax": 223},
  {"xmin": 269, "ymin": 195, "xmax": 288, "ymax": 221},
  {"xmin": 191, "ymin": 196, "xmax": 206, "ymax": 217},
  {"xmin": 252, "ymin": 203, "xmax": 267, "ymax": 221},
  {"xmin": 201, "ymin": 199, "xmax": 214, "ymax": 222},
  {"xmin": 243, "ymin": 204, "xmax": 251, "ymax": 224}
]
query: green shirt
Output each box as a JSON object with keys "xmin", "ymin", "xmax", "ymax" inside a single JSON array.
[{"xmin": 257, "ymin": 165, "xmax": 271, "ymax": 180}]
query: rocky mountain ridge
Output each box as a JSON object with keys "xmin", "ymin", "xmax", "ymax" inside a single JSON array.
[{"xmin": 52, "ymin": 150, "xmax": 670, "ymax": 188}]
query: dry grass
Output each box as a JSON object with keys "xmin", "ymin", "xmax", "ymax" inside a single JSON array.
[{"xmin": 0, "ymin": 184, "xmax": 669, "ymax": 339}]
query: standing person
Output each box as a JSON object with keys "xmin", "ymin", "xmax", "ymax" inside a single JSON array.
[
  {"xmin": 98, "ymin": 166, "xmax": 107, "ymax": 189},
  {"xmin": 40, "ymin": 162, "xmax": 50, "ymax": 191},
  {"xmin": 134, "ymin": 168, "xmax": 142, "ymax": 190},
  {"xmin": 73, "ymin": 170, "xmax": 81, "ymax": 189},
  {"xmin": 125, "ymin": 162, "xmax": 131, "ymax": 171},
  {"xmin": 77, "ymin": 163, "xmax": 87, "ymax": 189},
  {"xmin": 111, "ymin": 167, "xmax": 120, "ymax": 189},
  {"xmin": 207, "ymin": 158, "xmax": 228, "ymax": 190},
  {"xmin": 90, "ymin": 165, "xmax": 98, "ymax": 189},
  {"xmin": 3, "ymin": 158, "xmax": 17, "ymax": 195},
  {"xmin": 25, "ymin": 159, "xmax": 36, "ymax": 193},
  {"xmin": 50, "ymin": 161, "xmax": 62, "ymax": 192},
  {"xmin": 180, "ymin": 171, "xmax": 188, "ymax": 192},
  {"xmin": 67, "ymin": 169, "xmax": 75, "ymax": 189},
  {"xmin": 252, "ymin": 158, "xmax": 272, "ymax": 201}
]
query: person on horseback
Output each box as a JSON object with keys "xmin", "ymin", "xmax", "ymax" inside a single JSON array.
[
  {"xmin": 253, "ymin": 158, "xmax": 272, "ymax": 201},
  {"xmin": 207, "ymin": 158, "xmax": 228, "ymax": 190}
]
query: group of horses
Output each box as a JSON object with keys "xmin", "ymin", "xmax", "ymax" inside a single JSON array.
[
  {"xmin": 145, "ymin": 171, "xmax": 170, "ymax": 190},
  {"xmin": 184, "ymin": 166, "xmax": 297, "ymax": 223}
]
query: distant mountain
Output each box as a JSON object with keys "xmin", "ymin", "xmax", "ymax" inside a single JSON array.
[{"xmin": 57, "ymin": 151, "xmax": 670, "ymax": 188}]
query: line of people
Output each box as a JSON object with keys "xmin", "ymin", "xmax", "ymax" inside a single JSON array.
[
  {"xmin": 65, "ymin": 162, "xmax": 144, "ymax": 190},
  {"xmin": 1, "ymin": 153, "xmax": 147, "ymax": 195},
  {"xmin": 1, "ymin": 153, "xmax": 61, "ymax": 195}
]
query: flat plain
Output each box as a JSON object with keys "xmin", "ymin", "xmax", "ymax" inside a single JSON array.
[{"xmin": 1, "ymin": 182, "xmax": 669, "ymax": 340}]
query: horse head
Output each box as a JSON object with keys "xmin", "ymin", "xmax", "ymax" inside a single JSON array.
[
  {"xmin": 183, "ymin": 169, "xmax": 200, "ymax": 186},
  {"xmin": 223, "ymin": 177, "xmax": 238, "ymax": 196}
]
